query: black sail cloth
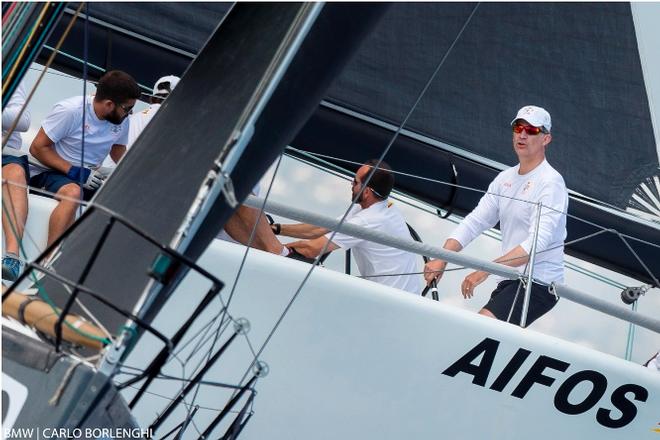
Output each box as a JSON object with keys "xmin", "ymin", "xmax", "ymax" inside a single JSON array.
[{"xmin": 39, "ymin": 3, "xmax": 659, "ymax": 286}]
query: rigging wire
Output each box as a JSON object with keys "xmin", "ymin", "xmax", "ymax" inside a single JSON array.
[
  {"xmin": 2, "ymin": 2, "xmax": 86, "ymax": 148},
  {"xmin": 4, "ymin": 3, "xmax": 67, "ymax": 108},
  {"xmin": 288, "ymin": 148, "xmax": 660, "ymax": 252},
  {"xmin": 40, "ymin": 44, "xmax": 161, "ymax": 93},
  {"xmin": 164, "ymin": 315, "xmax": 235, "ymax": 432},
  {"xmin": 2, "ymin": 3, "xmax": 28, "ymax": 50},
  {"xmin": 222, "ymin": 154, "xmax": 284, "ymax": 318},
  {"xmin": 1, "ymin": 192, "xmax": 111, "ymax": 345},
  {"xmin": 28, "ymin": 65, "xmax": 79, "ymax": 80},
  {"xmin": 78, "ymin": 2, "xmax": 89, "ymax": 214},
  {"xmin": 281, "ymin": 152, "xmax": 636, "ymax": 290},
  {"xmin": 233, "ymin": 1, "xmax": 483, "ymax": 396},
  {"xmin": 179, "ymin": 154, "xmax": 285, "ymax": 422},
  {"xmin": 285, "ymin": 147, "xmax": 660, "ymax": 282},
  {"xmin": 1, "ymin": 2, "xmax": 32, "ymax": 62},
  {"xmin": 2, "ymin": 2, "xmax": 18, "ymax": 24},
  {"xmin": 2, "ymin": 3, "xmax": 49, "ymax": 93}
]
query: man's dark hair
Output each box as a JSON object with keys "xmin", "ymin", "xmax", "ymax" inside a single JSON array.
[
  {"xmin": 363, "ymin": 159, "xmax": 394, "ymax": 199},
  {"xmin": 95, "ymin": 70, "xmax": 141, "ymax": 103}
]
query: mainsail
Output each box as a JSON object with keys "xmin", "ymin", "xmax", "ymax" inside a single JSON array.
[{"xmin": 38, "ymin": 2, "xmax": 660, "ymax": 285}]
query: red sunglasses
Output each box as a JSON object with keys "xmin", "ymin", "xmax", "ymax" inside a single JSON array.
[{"xmin": 512, "ymin": 124, "xmax": 546, "ymax": 135}]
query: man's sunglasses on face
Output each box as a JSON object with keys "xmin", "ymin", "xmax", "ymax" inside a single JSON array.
[{"xmin": 512, "ymin": 123, "xmax": 547, "ymax": 135}]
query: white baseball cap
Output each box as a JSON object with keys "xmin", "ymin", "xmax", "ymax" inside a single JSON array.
[
  {"xmin": 511, "ymin": 105, "xmax": 551, "ymax": 132},
  {"xmin": 152, "ymin": 75, "xmax": 180, "ymax": 97}
]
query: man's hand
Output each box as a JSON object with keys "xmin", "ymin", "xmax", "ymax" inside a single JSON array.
[
  {"xmin": 83, "ymin": 169, "xmax": 107, "ymax": 190},
  {"xmin": 66, "ymin": 165, "xmax": 91, "ymax": 183},
  {"xmin": 424, "ymin": 259, "xmax": 447, "ymax": 285},
  {"xmin": 287, "ymin": 240, "xmax": 315, "ymax": 258},
  {"xmin": 67, "ymin": 166, "xmax": 106, "ymax": 190},
  {"xmin": 460, "ymin": 270, "xmax": 489, "ymax": 299},
  {"xmin": 287, "ymin": 237, "xmax": 339, "ymax": 259}
]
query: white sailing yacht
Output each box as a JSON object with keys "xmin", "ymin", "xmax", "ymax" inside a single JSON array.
[{"xmin": 2, "ymin": 3, "xmax": 659, "ymax": 439}]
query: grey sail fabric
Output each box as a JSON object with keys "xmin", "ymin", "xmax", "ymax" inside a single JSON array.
[
  {"xmin": 45, "ymin": 2, "xmax": 658, "ymax": 207},
  {"xmin": 37, "ymin": 3, "xmax": 659, "ymax": 283},
  {"xmin": 324, "ymin": 2, "xmax": 657, "ymax": 208}
]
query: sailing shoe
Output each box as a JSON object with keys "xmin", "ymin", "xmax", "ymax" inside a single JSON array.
[{"xmin": 2, "ymin": 255, "xmax": 24, "ymax": 282}]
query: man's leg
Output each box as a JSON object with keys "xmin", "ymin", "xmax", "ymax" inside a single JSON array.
[
  {"xmin": 478, "ymin": 308, "xmax": 497, "ymax": 319},
  {"xmin": 2, "ymin": 163, "xmax": 28, "ymax": 255},
  {"xmin": 48, "ymin": 183, "xmax": 82, "ymax": 247},
  {"xmin": 224, "ymin": 205, "xmax": 286, "ymax": 255}
]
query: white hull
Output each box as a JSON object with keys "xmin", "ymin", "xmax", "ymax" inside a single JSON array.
[
  {"xmin": 3, "ymin": 195, "xmax": 659, "ymax": 439},
  {"xmin": 125, "ymin": 240, "xmax": 660, "ymax": 439}
]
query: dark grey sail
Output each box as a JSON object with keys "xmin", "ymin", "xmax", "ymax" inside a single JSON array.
[
  {"xmin": 39, "ymin": 2, "xmax": 660, "ymax": 285},
  {"xmin": 290, "ymin": 2, "xmax": 660, "ymax": 285}
]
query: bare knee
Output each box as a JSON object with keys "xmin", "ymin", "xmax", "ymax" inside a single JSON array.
[
  {"xmin": 56, "ymin": 183, "xmax": 82, "ymax": 202},
  {"xmin": 2, "ymin": 164, "xmax": 27, "ymax": 184},
  {"xmin": 478, "ymin": 308, "xmax": 497, "ymax": 319},
  {"xmin": 55, "ymin": 184, "xmax": 82, "ymax": 210}
]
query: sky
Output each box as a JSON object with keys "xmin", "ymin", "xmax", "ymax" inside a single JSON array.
[{"xmin": 9, "ymin": 58, "xmax": 659, "ymax": 366}]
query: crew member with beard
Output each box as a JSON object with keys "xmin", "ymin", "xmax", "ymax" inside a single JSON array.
[
  {"xmin": 277, "ymin": 159, "xmax": 423, "ymax": 294},
  {"xmin": 29, "ymin": 70, "xmax": 140, "ymax": 247}
]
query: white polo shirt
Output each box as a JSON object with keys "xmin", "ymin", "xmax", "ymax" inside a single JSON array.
[
  {"xmin": 127, "ymin": 103, "xmax": 160, "ymax": 148},
  {"xmin": 31, "ymin": 95, "xmax": 128, "ymax": 175},
  {"xmin": 450, "ymin": 159, "xmax": 568, "ymax": 284},
  {"xmin": 102, "ymin": 103, "xmax": 160, "ymax": 168},
  {"xmin": 327, "ymin": 201, "xmax": 423, "ymax": 295},
  {"xmin": 2, "ymin": 81, "xmax": 31, "ymax": 151}
]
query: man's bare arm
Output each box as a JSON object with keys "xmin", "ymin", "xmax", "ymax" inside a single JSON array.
[
  {"xmin": 29, "ymin": 128, "xmax": 70, "ymax": 173},
  {"xmin": 109, "ymin": 144, "xmax": 126, "ymax": 164},
  {"xmin": 287, "ymin": 236, "xmax": 339, "ymax": 258},
  {"xmin": 278, "ymin": 223, "xmax": 329, "ymax": 239},
  {"xmin": 225, "ymin": 205, "xmax": 285, "ymax": 255}
]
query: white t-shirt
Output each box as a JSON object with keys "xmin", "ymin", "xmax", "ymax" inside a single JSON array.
[
  {"xmin": 450, "ymin": 159, "xmax": 568, "ymax": 284},
  {"xmin": 102, "ymin": 103, "xmax": 160, "ymax": 168},
  {"xmin": 127, "ymin": 103, "xmax": 160, "ymax": 148},
  {"xmin": 327, "ymin": 201, "xmax": 423, "ymax": 295},
  {"xmin": 2, "ymin": 81, "xmax": 31, "ymax": 151},
  {"xmin": 31, "ymin": 95, "xmax": 128, "ymax": 175}
]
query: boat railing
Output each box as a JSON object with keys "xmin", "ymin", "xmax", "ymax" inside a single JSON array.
[{"xmin": 246, "ymin": 195, "xmax": 660, "ymax": 335}]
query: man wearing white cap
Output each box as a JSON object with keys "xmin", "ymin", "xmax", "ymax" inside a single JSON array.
[
  {"xmin": 424, "ymin": 105, "xmax": 568, "ymax": 327},
  {"xmin": 127, "ymin": 75, "xmax": 180, "ymax": 147},
  {"xmin": 101, "ymin": 75, "xmax": 180, "ymax": 171}
]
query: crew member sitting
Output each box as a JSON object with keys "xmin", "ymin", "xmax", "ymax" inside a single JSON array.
[
  {"xmin": 29, "ymin": 70, "xmax": 140, "ymax": 247},
  {"xmin": 278, "ymin": 160, "xmax": 423, "ymax": 294}
]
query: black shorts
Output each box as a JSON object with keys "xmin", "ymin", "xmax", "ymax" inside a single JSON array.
[
  {"xmin": 30, "ymin": 170, "xmax": 96, "ymax": 201},
  {"xmin": 483, "ymin": 280, "xmax": 558, "ymax": 327},
  {"xmin": 2, "ymin": 154, "xmax": 29, "ymax": 178}
]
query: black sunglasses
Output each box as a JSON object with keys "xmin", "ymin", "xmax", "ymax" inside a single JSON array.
[{"xmin": 116, "ymin": 102, "xmax": 134, "ymax": 114}]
